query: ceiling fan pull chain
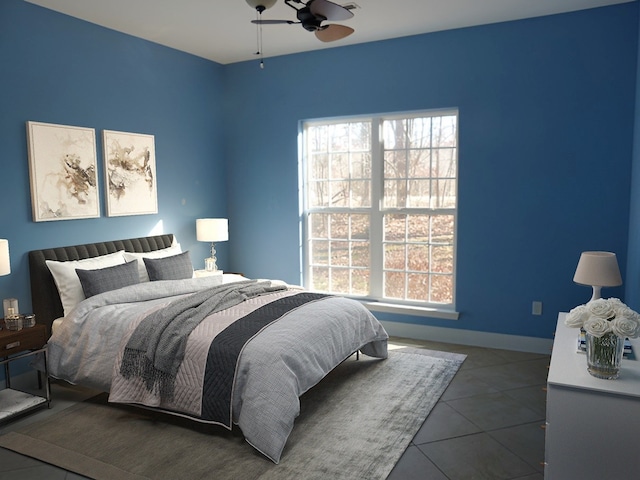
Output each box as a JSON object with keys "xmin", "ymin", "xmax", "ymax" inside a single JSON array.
[
  {"xmin": 254, "ymin": 9, "xmax": 261, "ymax": 55},
  {"xmin": 259, "ymin": 21, "xmax": 265, "ymax": 69},
  {"xmin": 253, "ymin": 9, "xmax": 266, "ymax": 69}
]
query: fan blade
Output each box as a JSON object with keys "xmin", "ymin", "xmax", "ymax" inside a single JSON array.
[
  {"xmin": 315, "ymin": 24, "xmax": 354, "ymax": 42},
  {"xmin": 251, "ymin": 19, "xmax": 296, "ymax": 24},
  {"xmin": 310, "ymin": 0, "xmax": 354, "ymax": 21}
]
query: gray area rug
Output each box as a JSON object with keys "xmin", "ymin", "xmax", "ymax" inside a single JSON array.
[{"xmin": 0, "ymin": 348, "xmax": 465, "ymax": 480}]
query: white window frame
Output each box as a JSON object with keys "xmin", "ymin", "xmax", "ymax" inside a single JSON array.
[{"xmin": 300, "ymin": 109, "xmax": 459, "ymax": 319}]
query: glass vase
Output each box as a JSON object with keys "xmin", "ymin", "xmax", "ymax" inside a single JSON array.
[{"xmin": 585, "ymin": 331, "xmax": 624, "ymax": 379}]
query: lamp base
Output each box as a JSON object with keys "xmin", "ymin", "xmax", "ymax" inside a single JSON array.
[
  {"xmin": 204, "ymin": 242, "xmax": 219, "ymax": 272},
  {"xmin": 590, "ymin": 285, "xmax": 602, "ymax": 302},
  {"xmin": 205, "ymin": 257, "xmax": 218, "ymax": 272}
]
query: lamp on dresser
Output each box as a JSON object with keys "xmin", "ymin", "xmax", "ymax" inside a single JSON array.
[
  {"xmin": 1, "ymin": 239, "xmax": 13, "ymax": 324},
  {"xmin": 0, "ymin": 239, "xmax": 9, "ymax": 277},
  {"xmin": 573, "ymin": 251, "xmax": 622, "ymax": 302},
  {"xmin": 196, "ymin": 218, "xmax": 229, "ymax": 272}
]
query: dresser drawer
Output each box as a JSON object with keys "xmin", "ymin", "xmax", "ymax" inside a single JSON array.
[{"xmin": 0, "ymin": 324, "xmax": 47, "ymax": 355}]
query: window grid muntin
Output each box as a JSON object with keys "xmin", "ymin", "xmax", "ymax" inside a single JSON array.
[
  {"xmin": 307, "ymin": 121, "xmax": 371, "ymax": 210},
  {"xmin": 382, "ymin": 211, "xmax": 455, "ymax": 303},
  {"xmin": 307, "ymin": 211, "xmax": 370, "ymax": 296},
  {"xmin": 303, "ymin": 110, "xmax": 457, "ymax": 307}
]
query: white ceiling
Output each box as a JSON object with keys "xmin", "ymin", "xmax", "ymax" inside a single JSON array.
[{"xmin": 25, "ymin": 0, "xmax": 634, "ymax": 65}]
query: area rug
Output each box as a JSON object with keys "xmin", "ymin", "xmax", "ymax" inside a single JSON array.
[{"xmin": 0, "ymin": 348, "xmax": 465, "ymax": 480}]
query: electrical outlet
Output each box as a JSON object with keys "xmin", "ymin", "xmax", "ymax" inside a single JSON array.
[{"xmin": 532, "ymin": 301, "xmax": 543, "ymax": 316}]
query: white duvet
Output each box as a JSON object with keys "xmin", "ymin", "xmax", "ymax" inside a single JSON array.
[{"xmin": 46, "ymin": 276, "xmax": 389, "ymax": 463}]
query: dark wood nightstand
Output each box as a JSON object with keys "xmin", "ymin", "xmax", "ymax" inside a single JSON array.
[{"xmin": 0, "ymin": 322, "xmax": 50, "ymax": 423}]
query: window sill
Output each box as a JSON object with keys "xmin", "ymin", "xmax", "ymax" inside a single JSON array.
[{"xmin": 360, "ymin": 301, "xmax": 460, "ymax": 320}]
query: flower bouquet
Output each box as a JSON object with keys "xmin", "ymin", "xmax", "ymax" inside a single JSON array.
[{"xmin": 565, "ymin": 298, "xmax": 640, "ymax": 379}]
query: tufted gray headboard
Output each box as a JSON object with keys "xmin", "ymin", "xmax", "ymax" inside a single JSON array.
[{"xmin": 28, "ymin": 234, "xmax": 174, "ymax": 336}]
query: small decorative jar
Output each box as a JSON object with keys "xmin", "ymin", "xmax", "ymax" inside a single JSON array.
[
  {"xmin": 4, "ymin": 311, "xmax": 23, "ymax": 331},
  {"xmin": 23, "ymin": 314, "xmax": 36, "ymax": 328}
]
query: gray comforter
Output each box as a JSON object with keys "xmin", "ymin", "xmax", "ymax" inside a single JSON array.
[{"xmin": 46, "ymin": 276, "xmax": 388, "ymax": 463}]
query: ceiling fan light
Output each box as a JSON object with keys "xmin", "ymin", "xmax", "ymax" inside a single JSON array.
[
  {"xmin": 245, "ymin": 0, "xmax": 277, "ymax": 12},
  {"xmin": 315, "ymin": 24, "xmax": 354, "ymax": 42}
]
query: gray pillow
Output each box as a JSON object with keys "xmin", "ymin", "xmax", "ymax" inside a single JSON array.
[
  {"xmin": 76, "ymin": 260, "xmax": 140, "ymax": 298},
  {"xmin": 143, "ymin": 251, "xmax": 193, "ymax": 281}
]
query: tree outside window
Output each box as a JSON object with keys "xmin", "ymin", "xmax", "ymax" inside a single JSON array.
[{"xmin": 302, "ymin": 110, "xmax": 458, "ymax": 307}]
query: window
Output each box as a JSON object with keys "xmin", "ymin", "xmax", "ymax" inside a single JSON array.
[{"xmin": 301, "ymin": 110, "xmax": 458, "ymax": 309}]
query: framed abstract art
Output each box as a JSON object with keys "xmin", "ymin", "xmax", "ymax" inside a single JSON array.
[
  {"xmin": 102, "ymin": 129, "xmax": 158, "ymax": 217},
  {"xmin": 26, "ymin": 121, "xmax": 100, "ymax": 222}
]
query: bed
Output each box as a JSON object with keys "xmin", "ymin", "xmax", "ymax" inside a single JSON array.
[{"xmin": 28, "ymin": 234, "xmax": 388, "ymax": 463}]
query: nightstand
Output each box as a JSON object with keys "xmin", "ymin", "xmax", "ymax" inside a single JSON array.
[
  {"xmin": 194, "ymin": 269, "xmax": 224, "ymax": 278},
  {"xmin": 0, "ymin": 322, "xmax": 50, "ymax": 423}
]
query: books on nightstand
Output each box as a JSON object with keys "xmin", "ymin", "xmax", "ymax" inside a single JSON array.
[{"xmin": 577, "ymin": 330, "xmax": 635, "ymax": 359}]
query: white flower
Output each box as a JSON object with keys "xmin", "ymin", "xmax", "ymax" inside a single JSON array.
[
  {"xmin": 565, "ymin": 304, "xmax": 588, "ymax": 328},
  {"xmin": 609, "ymin": 298, "xmax": 625, "ymax": 308},
  {"xmin": 611, "ymin": 317, "xmax": 640, "ymax": 338},
  {"xmin": 613, "ymin": 303, "xmax": 637, "ymax": 320},
  {"xmin": 587, "ymin": 298, "xmax": 615, "ymax": 320},
  {"xmin": 584, "ymin": 316, "xmax": 612, "ymax": 337},
  {"xmin": 566, "ymin": 298, "xmax": 640, "ymax": 339}
]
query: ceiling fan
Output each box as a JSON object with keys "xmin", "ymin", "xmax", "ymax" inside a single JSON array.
[{"xmin": 248, "ymin": 0, "xmax": 356, "ymax": 43}]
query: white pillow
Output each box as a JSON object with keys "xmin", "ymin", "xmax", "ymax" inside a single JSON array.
[
  {"xmin": 46, "ymin": 250, "xmax": 127, "ymax": 316},
  {"xmin": 123, "ymin": 243, "xmax": 182, "ymax": 282}
]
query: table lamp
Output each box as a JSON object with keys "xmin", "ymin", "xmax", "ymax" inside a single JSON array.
[
  {"xmin": 1, "ymin": 239, "xmax": 15, "ymax": 322},
  {"xmin": 573, "ymin": 251, "xmax": 622, "ymax": 302},
  {"xmin": 0, "ymin": 239, "xmax": 9, "ymax": 277},
  {"xmin": 196, "ymin": 218, "xmax": 228, "ymax": 271}
]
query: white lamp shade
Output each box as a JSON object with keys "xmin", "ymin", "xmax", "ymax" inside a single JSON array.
[
  {"xmin": 246, "ymin": 0, "xmax": 277, "ymax": 10},
  {"xmin": 196, "ymin": 218, "xmax": 229, "ymax": 242},
  {"xmin": 0, "ymin": 239, "xmax": 10, "ymax": 276},
  {"xmin": 573, "ymin": 251, "xmax": 622, "ymax": 287}
]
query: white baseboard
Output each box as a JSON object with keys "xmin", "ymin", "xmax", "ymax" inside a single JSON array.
[{"xmin": 381, "ymin": 320, "xmax": 553, "ymax": 355}]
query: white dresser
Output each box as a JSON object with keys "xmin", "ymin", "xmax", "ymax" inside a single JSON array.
[{"xmin": 545, "ymin": 313, "xmax": 640, "ymax": 479}]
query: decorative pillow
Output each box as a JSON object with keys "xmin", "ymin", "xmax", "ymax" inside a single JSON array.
[
  {"xmin": 76, "ymin": 261, "xmax": 140, "ymax": 298},
  {"xmin": 123, "ymin": 243, "xmax": 182, "ymax": 282},
  {"xmin": 143, "ymin": 251, "xmax": 194, "ymax": 281},
  {"xmin": 46, "ymin": 251, "xmax": 127, "ymax": 316}
]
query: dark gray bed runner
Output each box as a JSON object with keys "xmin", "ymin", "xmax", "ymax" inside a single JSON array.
[{"xmin": 201, "ymin": 291, "xmax": 329, "ymax": 427}]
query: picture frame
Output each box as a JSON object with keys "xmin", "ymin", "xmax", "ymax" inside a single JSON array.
[
  {"xmin": 102, "ymin": 130, "xmax": 158, "ymax": 217},
  {"xmin": 26, "ymin": 121, "xmax": 100, "ymax": 222}
]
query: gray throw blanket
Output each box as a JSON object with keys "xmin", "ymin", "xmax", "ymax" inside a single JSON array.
[{"xmin": 119, "ymin": 280, "xmax": 287, "ymax": 400}]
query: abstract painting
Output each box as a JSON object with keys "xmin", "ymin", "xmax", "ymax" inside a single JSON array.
[
  {"xmin": 103, "ymin": 130, "xmax": 157, "ymax": 217},
  {"xmin": 27, "ymin": 121, "xmax": 99, "ymax": 222}
]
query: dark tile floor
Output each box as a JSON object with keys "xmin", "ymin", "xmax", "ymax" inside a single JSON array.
[
  {"xmin": 0, "ymin": 337, "xmax": 549, "ymax": 480},
  {"xmin": 387, "ymin": 338, "xmax": 548, "ymax": 480}
]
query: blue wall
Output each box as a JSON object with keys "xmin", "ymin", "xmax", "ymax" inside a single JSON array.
[
  {"xmin": 224, "ymin": 4, "xmax": 639, "ymax": 339},
  {"xmin": 1, "ymin": 0, "xmax": 639, "ymax": 343},
  {"xmin": 0, "ymin": 0, "xmax": 228, "ymax": 314},
  {"xmin": 627, "ymin": 4, "xmax": 640, "ymax": 310}
]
